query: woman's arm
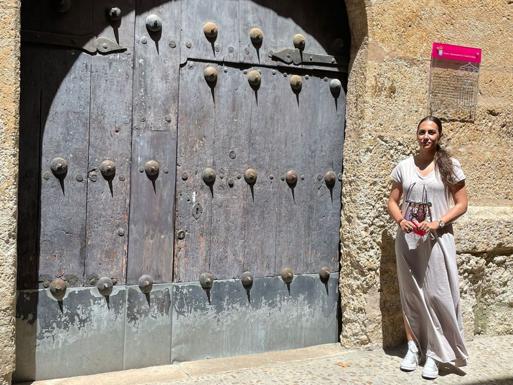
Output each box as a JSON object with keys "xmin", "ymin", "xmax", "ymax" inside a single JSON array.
[
  {"xmin": 388, "ymin": 181, "xmax": 415, "ymax": 233},
  {"xmin": 441, "ymin": 181, "xmax": 468, "ymax": 224}
]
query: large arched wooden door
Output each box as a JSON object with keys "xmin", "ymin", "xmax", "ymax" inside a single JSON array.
[{"xmin": 16, "ymin": 0, "xmax": 349, "ymax": 380}]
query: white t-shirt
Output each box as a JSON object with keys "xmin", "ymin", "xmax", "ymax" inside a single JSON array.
[{"xmin": 391, "ymin": 156, "xmax": 465, "ymax": 224}]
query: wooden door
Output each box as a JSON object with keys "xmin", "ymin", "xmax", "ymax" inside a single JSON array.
[{"xmin": 16, "ymin": 0, "xmax": 349, "ymax": 379}]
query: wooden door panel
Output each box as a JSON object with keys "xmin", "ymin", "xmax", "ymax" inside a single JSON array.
[
  {"xmin": 39, "ymin": 49, "xmax": 91, "ymax": 286},
  {"xmin": 127, "ymin": 0, "xmax": 181, "ymax": 283},
  {"xmin": 173, "ymin": 62, "xmax": 217, "ymax": 283},
  {"xmin": 174, "ymin": 65, "xmax": 345, "ymax": 281},
  {"xmin": 240, "ymin": 68, "xmax": 278, "ymax": 277},
  {"xmin": 207, "ymin": 66, "xmax": 248, "ymax": 279},
  {"xmin": 85, "ymin": 0, "xmax": 135, "ymax": 284}
]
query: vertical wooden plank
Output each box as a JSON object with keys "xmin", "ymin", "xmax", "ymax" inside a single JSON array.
[
  {"xmin": 17, "ymin": 44, "xmax": 42, "ymax": 289},
  {"xmin": 35, "ymin": 0, "xmax": 93, "ymax": 286},
  {"xmin": 208, "ymin": 66, "xmax": 248, "ymax": 279},
  {"xmin": 38, "ymin": 48, "xmax": 91, "ymax": 286},
  {"xmin": 273, "ymin": 71, "xmax": 309, "ymax": 274},
  {"xmin": 291, "ymin": 72, "xmax": 322, "ymax": 274},
  {"xmin": 85, "ymin": 0, "xmax": 135, "ymax": 284},
  {"xmin": 179, "ymin": 0, "xmax": 239, "ymax": 64},
  {"xmin": 305, "ymin": 74, "xmax": 345, "ymax": 273},
  {"xmin": 174, "ymin": 62, "xmax": 216, "ymax": 283},
  {"xmin": 127, "ymin": 0, "xmax": 181, "ymax": 284},
  {"xmin": 240, "ymin": 67, "xmax": 278, "ymax": 277}
]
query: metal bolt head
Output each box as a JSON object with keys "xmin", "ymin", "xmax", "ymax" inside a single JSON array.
[
  {"xmin": 169, "ymin": 40, "xmax": 176, "ymax": 48},
  {"xmin": 96, "ymin": 277, "xmax": 114, "ymax": 296},
  {"xmin": 229, "ymin": 150, "xmax": 236, "ymax": 159},
  {"xmin": 202, "ymin": 167, "xmax": 216, "ymax": 185},
  {"xmin": 280, "ymin": 267, "xmax": 294, "ymax": 284},
  {"xmin": 292, "ymin": 34, "xmax": 306, "ymax": 50},
  {"xmin": 138, "ymin": 274, "xmax": 154, "ymax": 294},
  {"xmin": 249, "ymin": 27, "xmax": 264, "ymax": 47},
  {"xmin": 99, "ymin": 160, "xmax": 116, "ymax": 179},
  {"xmin": 324, "ymin": 170, "xmax": 337, "ymax": 188},
  {"xmin": 199, "ymin": 272, "xmax": 214, "ymax": 290},
  {"xmin": 185, "ymin": 41, "xmax": 192, "ymax": 49},
  {"xmin": 247, "ymin": 70, "xmax": 262, "ymax": 90},
  {"xmin": 203, "ymin": 66, "xmax": 218, "ymax": 87},
  {"xmin": 145, "ymin": 14, "xmax": 162, "ymax": 33},
  {"xmin": 241, "ymin": 271, "xmax": 254, "ymax": 289},
  {"xmin": 108, "ymin": 7, "xmax": 122, "ymax": 22},
  {"xmin": 244, "ymin": 168, "xmax": 257, "ymax": 185},
  {"xmin": 181, "ymin": 172, "xmax": 189, "ymax": 181},
  {"xmin": 203, "ymin": 21, "xmax": 218, "ymax": 41},
  {"xmin": 285, "ymin": 170, "xmax": 298, "ymax": 187},
  {"xmin": 319, "ymin": 267, "xmax": 331, "ymax": 283},
  {"xmin": 177, "ymin": 229, "xmax": 186, "ymax": 240},
  {"xmin": 289, "ymin": 75, "xmax": 303, "ymax": 94},
  {"xmin": 117, "ymin": 228, "xmax": 125, "ymax": 236},
  {"xmin": 76, "ymin": 174, "xmax": 83, "ymax": 182},
  {"xmin": 49, "ymin": 278, "xmax": 67, "ymax": 300},
  {"xmin": 50, "ymin": 157, "xmax": 68, "ymax": 178},
  {"xmin": 144, "ymin": 160, "xmax": 160, "ymax": 178},
  {"xmin": 329, "ymin": 79, "xmax": 342, "ymax": 98}
]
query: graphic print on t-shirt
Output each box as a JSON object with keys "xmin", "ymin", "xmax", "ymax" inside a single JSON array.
[{"xmin": 404, "ymin": 182, "xmax": 432, "ymax": 235}]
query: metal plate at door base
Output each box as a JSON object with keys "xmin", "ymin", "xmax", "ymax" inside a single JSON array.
[
  {"xmin": 15, "ymin": 274, "xmax": 339, "ymax": 381},
  {"xmin": 171, "ymin": 273, "xmax": 339, "ymax": 363}
]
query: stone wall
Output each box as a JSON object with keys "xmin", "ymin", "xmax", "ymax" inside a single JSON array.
[
  {"xmin": 341, "ymin": 0, "xmax": 513, "ymax": 348},
  {"xmin": 0, "ymin": 1, "xmax": 20, "ymax": 384}
]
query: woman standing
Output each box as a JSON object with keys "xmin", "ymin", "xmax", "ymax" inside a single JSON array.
[{"xmin": 387, "ymin": 116, "xmax": 468, "ymax": 379}]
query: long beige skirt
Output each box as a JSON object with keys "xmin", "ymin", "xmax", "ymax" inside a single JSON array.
[{"xmin": 395, "ymin": 227, "xmax": 468, "ymax": 366}]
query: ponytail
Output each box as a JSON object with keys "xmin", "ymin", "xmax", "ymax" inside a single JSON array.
[{"xmin": 435, "ymin": 143, "xmax": 457, "ymax": 187}]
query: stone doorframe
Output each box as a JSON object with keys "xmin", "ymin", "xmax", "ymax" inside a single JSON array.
[{"xmin": 0, "ymin": 1, "xmax": 373, "ymax": 383}]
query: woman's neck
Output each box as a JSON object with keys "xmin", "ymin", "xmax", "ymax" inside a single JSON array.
[{"xmin": 416, "ymin": 149, "xmax": 436, "ymax": 164}]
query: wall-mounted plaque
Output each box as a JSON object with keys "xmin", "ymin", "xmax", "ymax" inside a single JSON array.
[{"xmin": 428, "ymin": 42, "xmax": 482, "ymax": 121}]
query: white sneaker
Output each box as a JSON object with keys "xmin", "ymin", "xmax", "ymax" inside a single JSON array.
[
  {"xmin": 422, "ymin": 356, "xmax": 439, "ymax": 379},
  {"xmin": 400, "ymin": 340, "xmax": 420, "ymax": 371}
]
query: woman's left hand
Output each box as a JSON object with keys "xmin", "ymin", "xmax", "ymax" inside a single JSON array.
[{"xmin": 415, "ymin": 221, "xmax": 439, "ymax": 233}]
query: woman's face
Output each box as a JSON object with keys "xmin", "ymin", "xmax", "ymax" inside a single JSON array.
[{"xmin": 417, "ymin": 120, "xmax": 441, "ymax": 151}]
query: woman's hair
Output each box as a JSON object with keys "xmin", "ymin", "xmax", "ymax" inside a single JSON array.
[{"xmin": 417, "ymin": 116, "xmax": 456, "ymax": 187}]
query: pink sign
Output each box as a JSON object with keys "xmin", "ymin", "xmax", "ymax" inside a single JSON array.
[{"xmin": 431, "ymin": 42, "xmax": 482, "ymax": 63}]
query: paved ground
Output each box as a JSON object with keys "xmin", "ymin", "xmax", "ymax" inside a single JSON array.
[{"xmin": 26, "ymin": 335, "xmax": 513, "ymax": 385}]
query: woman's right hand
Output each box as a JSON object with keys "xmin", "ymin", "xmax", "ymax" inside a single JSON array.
[{"xmin": 399, "ymin": 219, "xmax": 416, "ymax": 234}]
